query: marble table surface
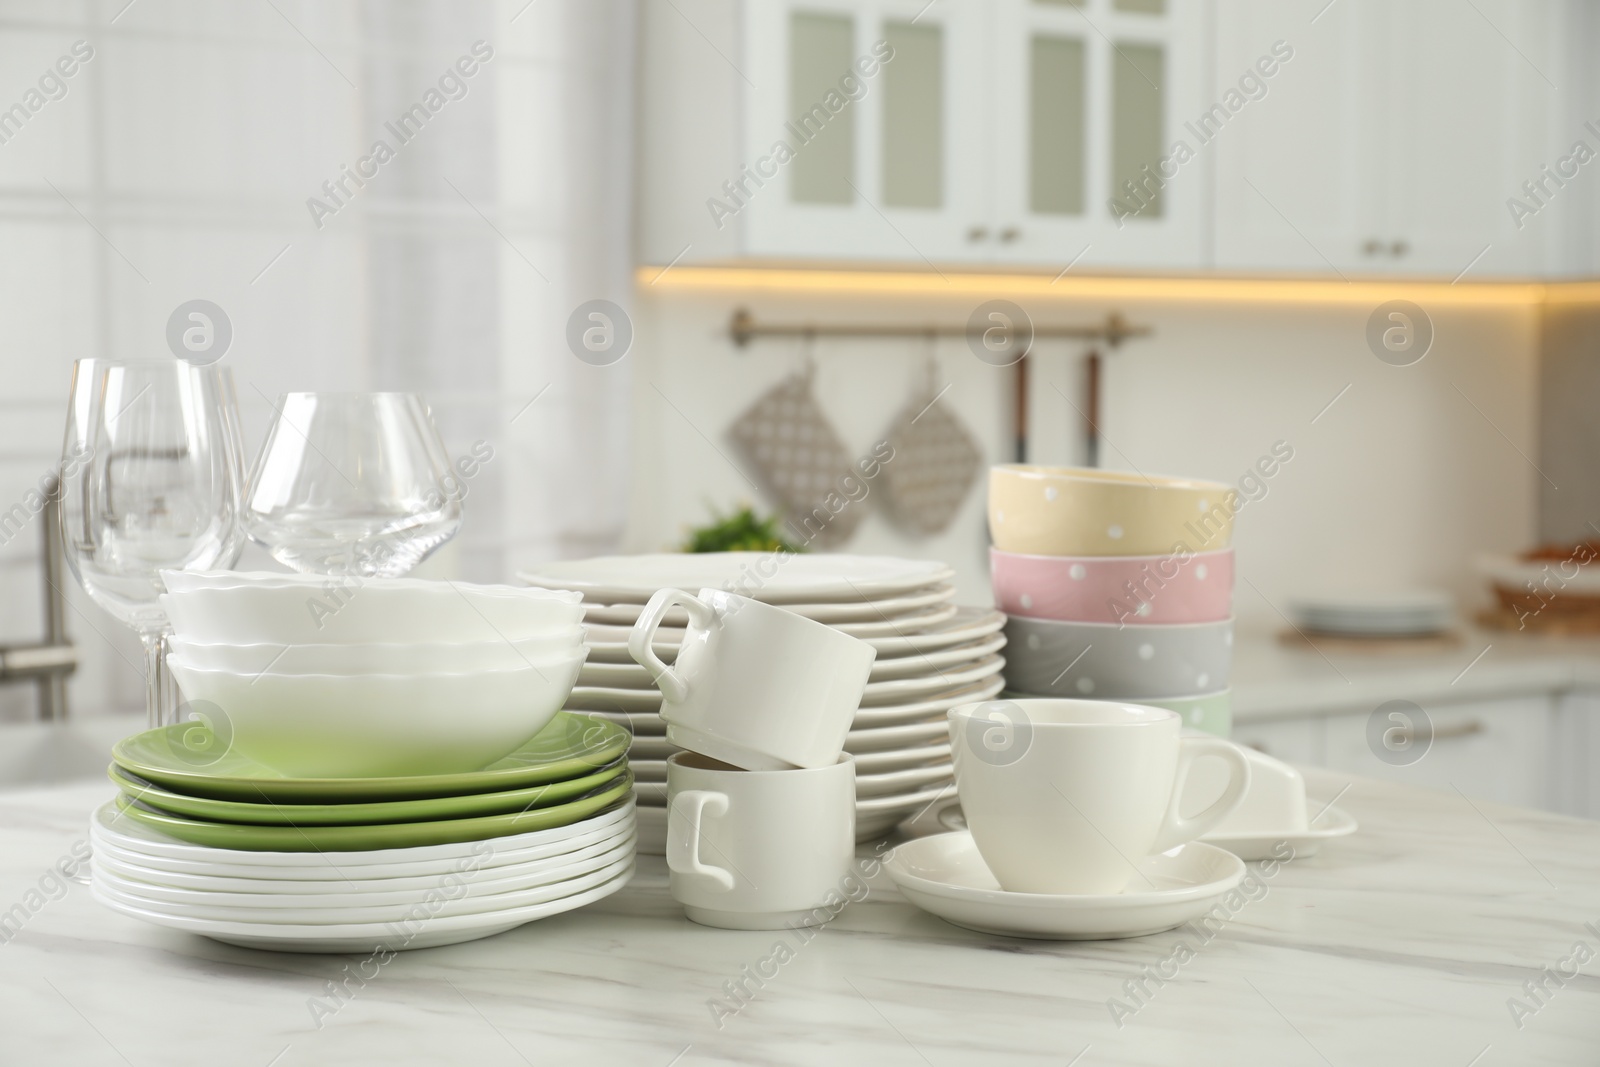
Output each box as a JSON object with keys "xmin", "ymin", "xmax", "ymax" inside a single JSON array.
[{"xmin": 2, "ymin": 769, "xmax": 1598, "ymax": 1067}]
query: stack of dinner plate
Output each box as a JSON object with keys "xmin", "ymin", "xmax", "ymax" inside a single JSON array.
[
  {"xmin": 518, "ymin": 554, "xmax": 1006, "ymax": 847},
  {"xmin": 988, "ymin": 466, "xmax": 1236, "ymax": 735},
  {"xmin": 92, "ymin": 712, "xmax": 636, "ymax": 953}
]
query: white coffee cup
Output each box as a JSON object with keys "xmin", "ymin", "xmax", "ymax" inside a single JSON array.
[
  {"xmin": 948, "ymin": 699, "xmax": 1251, "ymax": 895},
  {"xmin": 666, "ymin": 751, "xmax": 856, "ymax": 930},
  {"xmin": 629, "ymin": 587, "xmax": 876, "ymax": 771}
]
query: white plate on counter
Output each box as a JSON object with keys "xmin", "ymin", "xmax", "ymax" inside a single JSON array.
[
  {"xmin": 1202, "ymin": 805, "xmax": 1358, "ymax": 861},
  {"xmin": 867, "ymin": 633, "xmax": 1007, "ymax": 681},
  {"xmin": 520, "ymin": 554, "xmax": 955, "ymax": 604},
  {"xmin": 855, "ymin": 763, "xmax": 953, "ymax": 799},
  {"xmin": 850, "ymin": 678, "xmax": 1005, "ymax": 730},
  {"xmin": 885, "ymin": 834, "xmax": 1245, "ymax": 941},
  {"xmin": 581, "ymin": 585, "xmax": 956, "ymax": 626},
  {"xmin": 851, "ymin": 742, "xmax": 952, "ymax": 775},
  {"xmin": 92, "ymin": 864, "xmax": 636, "ymax": 953},
  {"xmin": 864, "ymin": 608, "xmax": 1006, "ymax": 656},
  {"xmin": 859, "ymin": 656, "xmax": 1005, "ymax": 706}
]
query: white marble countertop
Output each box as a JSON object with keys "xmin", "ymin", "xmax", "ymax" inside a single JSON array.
[
  {"xmin": 3, "ymin": 770, "xmax": 1598, "ymax": 1065},
  {"xmin": 1232, "ymin": 626, "xmax": 1600, "ymax": 722}
]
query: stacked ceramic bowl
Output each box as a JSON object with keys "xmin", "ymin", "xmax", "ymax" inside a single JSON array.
[
  {"xmin": 988, "ymin": 466, "xmax": 1236, "ymax": 735},
  {"xmin": 518, "ymin": 553, "xmax": 1007, "ymax": 847},
  {"xmin": 159, "ymin": 571, "xmax": 590, "ymax": 777},
  {"xmin": 88, "ymin": 571, "xmax": 637, "ymax": 952}
]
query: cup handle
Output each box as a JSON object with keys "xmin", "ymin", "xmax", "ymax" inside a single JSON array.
[
  {"xmin": 666, "ymin": 788, "xmax": 736, "ymax": 892},
  {"xmin": 628, "ymin": 589, "xmax": 713, "ymax": 703},
  {"xmin": 1151, "ymin": 737, "xmax": 1253, "ymax": 852}
]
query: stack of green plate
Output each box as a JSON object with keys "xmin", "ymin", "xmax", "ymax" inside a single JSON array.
[{"xmin": 89, "ymin": 712, "xmax": 637, "ymax": 953}]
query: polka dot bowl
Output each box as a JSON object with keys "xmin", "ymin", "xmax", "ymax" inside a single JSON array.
[
  {"xmin": 988, "ymin": 466, "xmax": 1235, "ymax": 557},
  {"xmin": 1001, "ymin": 616, "xmax": 1234, "ymax": 701},
  {"xmin": 991, "ymin": 547, "xmax": 1233, "ymax": 626},
  {"xmin": 999, "ymin": 688, "xmax": 1233, "ymax": 738}
]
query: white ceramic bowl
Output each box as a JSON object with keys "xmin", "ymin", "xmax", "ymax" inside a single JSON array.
[
  {"xmin": 165, "ymin": 649, "xmax": 587, "ymax": 778},
  {"xmin": 161, "ymin": 580, "xmax": 584, "ymax": 646},
  {"xmin": 168, "ymin": 629, "xmax": 586, "ymax": 676}
]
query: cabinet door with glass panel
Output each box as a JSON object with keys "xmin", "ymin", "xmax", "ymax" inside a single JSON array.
[
  {"xmin": 741, "ymin": 0, "xmax": 988, "ymax": 261},
  {"xmin": 989, "ymin": 0, "xmax": 1205, "ymax": 268}
]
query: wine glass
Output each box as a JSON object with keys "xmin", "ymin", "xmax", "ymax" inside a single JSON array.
[
  {"xmin": 59, "ymin": 359, "xmax": 247, "ymax": 727},
  {"xmin": 243, "ymin": 393, "xmax": 462, "ymax": 578}
]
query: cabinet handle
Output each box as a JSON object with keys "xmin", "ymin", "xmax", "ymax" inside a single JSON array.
[
  {"xmin": 1433, "ymin": 719, "xmax": 1484, "ymax": 742},
  {"xmin": 1362, "ymin": 239, "xmax": 1383, "ymax": 256},
  {"xmin": 999, "ymin": 226, "xmax": 1021, "ymax": 243},
  {"xmin": 1390, "ymin": 240, "xmax": 1409, "ymax": 257},
  {"xmin": 967, "ymin": 226, "xmax": 989, "ymax": 242}
]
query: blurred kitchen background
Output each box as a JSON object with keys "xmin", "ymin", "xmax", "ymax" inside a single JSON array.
[{"xmin": 0, "ymin": 0, "xmax": 1596, "ymax": 803}]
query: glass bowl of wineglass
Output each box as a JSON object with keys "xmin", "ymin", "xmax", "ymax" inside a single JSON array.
[
  {"xmin": 243, "ymin": 393, "xmax": 462, "ymax": 578},
  {"xmin": 59, "ymin": 359, "xmax": 247, "ymax": 726}
]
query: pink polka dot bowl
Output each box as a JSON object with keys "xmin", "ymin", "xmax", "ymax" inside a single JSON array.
[{"xmin": 991, "ymin": 547, "xmax": 1234, "ymax": 626}]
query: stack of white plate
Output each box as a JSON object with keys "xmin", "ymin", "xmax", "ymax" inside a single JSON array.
[
  {"xmin": 519, "ymin": 554, "xmax": 1006, "ymax": 848},
  {"xmin": 1289, "ymin": 591, "xmax": 1454, "ymax": 637},
  {"xmin": 89, "ymin": 798, "xmax": 638, "ymax": 953}
]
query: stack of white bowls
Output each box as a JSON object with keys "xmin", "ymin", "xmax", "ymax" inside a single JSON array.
[
  {"xmin": 988, "ymin": 466, "xmax": 1236, "ymax": 735},
  {"xmin": 161, "ymin": 571, "xmax": 590, "ymax": 778},
  {"xmin": 518, "ymin": 553, "xmax": 1007, "ymax": 847}
]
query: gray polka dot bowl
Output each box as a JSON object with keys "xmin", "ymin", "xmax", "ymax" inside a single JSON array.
[{"xmin": 1001, "ymin": 616, "xmax": 1234, "ymax": 701}]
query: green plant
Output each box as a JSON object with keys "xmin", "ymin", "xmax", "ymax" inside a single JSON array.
[{"xmin": 682, "ymin": 505, "xmax": 804, "ymax": 554}]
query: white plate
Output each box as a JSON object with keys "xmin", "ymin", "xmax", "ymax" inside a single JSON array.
[
  {"xmin": 582, "ymin": 623, "xmax": 683, "ymax": 664},
  {"xmin": 582, "ymin": 585, "xmax": 957, "ymax": 626},
  {"xmin": 1202, "ymin": 805, "xmax": 1358, "ymax": 861},
  {"xmin": 868, "ymin": 634, "xmax": 1008, "ymax": 681},
  {"xmin": 851, "ymin": 742, "xmax": 952, "ymax": 774},
  {"xmin": 845, "ymin": 718, "xmax": 950, "ymax": 752},
  {"xmin": 855, "ymin": 763, "xmax": 953, "ymax": 799},
  {"xmin": 855, "ymin": 782, "xmax": 954, "ymax": 817},
  {"xmin": 851, "ymin": 677, "xmax": 1005, "ymax": 729},
  {"xmin": 93, "ymin": 838, "xmax": 636, "ymax": 922},
  {"xmin": 566, "ymin": 686, "xmax": 663, "ymax": 713},
  {"xmin": 885, "ymin": 834, "xmax": 1246, "ymax": 940},
  {"xmin": 91, "ymin": 824, "xmax": 636, "ymax": 897},
  {"xmin": 833, "ymin": 604, "xmax": 959, "ymax": 638},
  {"xmin": 92, "ymin": 863, "xmax": 635, "ymax": 953},
  {"xmin": 519, "ymin": 554, "xmax": 955, "ymax": 604},
  {"xmin": 864, "ymin": 608, "xmax": 1007, "ymax": 656},
  {"xmin": 88, "ymin": 800, "xmax": 636, "ymax": 878},
  {"xmin": 859, "ymin": 655, "xmax": 1005, "ymax": 706}
]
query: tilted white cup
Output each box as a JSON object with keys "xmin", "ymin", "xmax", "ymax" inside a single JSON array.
[
  {"xmin": 666, "ymin": 751, "xmax": 856, "ymax": 930},
  {"xmin": 949, "ymin": 699, "xmax": 1251, "ymax": 895},
  {"xmin": 628, "ymin": 587, "xmax": 876, "ymax": 771}
]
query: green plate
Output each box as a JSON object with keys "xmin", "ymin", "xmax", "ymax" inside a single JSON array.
[
  {"xmin": 111, "ymin": 773, "xmax": 635, "ymax": 852},
  {"xmin": 109, "ymin": 759, "xmax": 628, "ymax": 827},
  {"xmin": 111, "ymin": 712, "xmax": 631, "ymax": 803}
]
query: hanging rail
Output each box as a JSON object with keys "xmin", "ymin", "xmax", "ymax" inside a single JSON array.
[{"xmin": 728, "ymin": 308, "xmax": 1152, "ymax": 348}]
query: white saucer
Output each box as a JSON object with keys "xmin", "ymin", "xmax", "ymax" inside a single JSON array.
[
  {"xmin": 885, "ymin": 832, "xmax": 1245, "ymax": 940},
  {"xmin": 1202, "ymin": 805, "xmax": 1358, "ymax": 861}
]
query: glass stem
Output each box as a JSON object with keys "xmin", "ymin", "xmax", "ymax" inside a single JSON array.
[{"xmin": 141, "ymin": 630, "xmax": 179, "ymax": 729}]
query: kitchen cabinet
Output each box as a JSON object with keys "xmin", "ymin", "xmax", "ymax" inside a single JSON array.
[
  {"xmin": 1211, "ymin": 0, "xmax": 1565, "ymax": 278},
  {"xmin": 637, "ymin": 0, "xmax": 1207, "ymax": 269},
  {"xmin": 1319, "ymin": 695, "xmax": 1557, "ymax": 811},
  {"xmin": 640, "ymin": 0, "xmax": 1594, "ymax": 278}
]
